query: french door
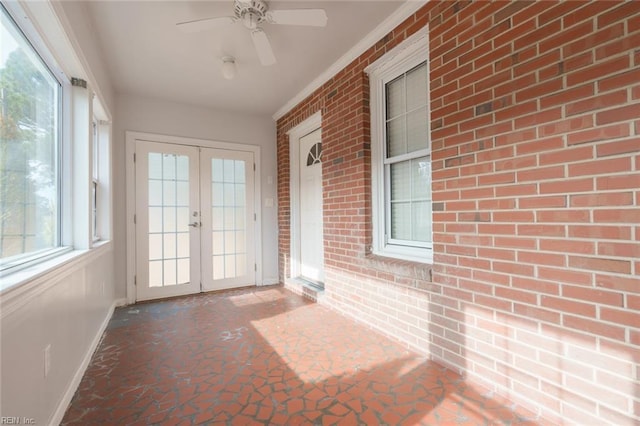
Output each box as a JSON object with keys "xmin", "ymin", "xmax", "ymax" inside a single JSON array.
[{"xmin": 135, "ymin": 140, "xmax": 255, "ymax": 301}]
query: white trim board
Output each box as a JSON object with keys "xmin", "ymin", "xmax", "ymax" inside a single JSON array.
[
  {"xmin": 272, "ymin": 0, "xmax": 427, "ymax": 121},
  {"xmin": 125, "ymin": 131, "xmax": 264, "ymax": 304}
]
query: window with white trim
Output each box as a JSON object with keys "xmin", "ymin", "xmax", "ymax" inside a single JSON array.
[
  {"xmin": 0, "ymin": 1, "xmax": 112, "ymax": 282},
  {"xmin": 0, "ymin": 4, "xmax": 63, "ymax": 272},
  {"xmin": 366, "ymin": 28, "xmax": 431, "ymax": 263},
  {"xmin": 92, "ymin": 118, "xmax": 99, "ymax": 241}
]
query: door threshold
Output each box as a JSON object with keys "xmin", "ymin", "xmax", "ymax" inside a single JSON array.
[
  {"xmin": 285, "ymin": 277, "xmax": 324, "ymax": 302},
  {"xmin": 298, "ymin": 277, "xmax": 324, "ymax": 291}
]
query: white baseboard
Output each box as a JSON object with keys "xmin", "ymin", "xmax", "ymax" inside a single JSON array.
[
  {"xmin": 261, "ymin": 278, "xmax": 280, "ymax": 286},
  {"xmin": 114, "ymin": 297, "xmax": 128, "ymax": 307},
  {"xmin": 49, "ymin": 300, "xmax": 117, "ymax": 425}
]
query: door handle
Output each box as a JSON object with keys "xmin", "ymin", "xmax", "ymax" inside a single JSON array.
[{"xmin": 188, "ymin": 222, "xmax": 200, "ymax": 228}]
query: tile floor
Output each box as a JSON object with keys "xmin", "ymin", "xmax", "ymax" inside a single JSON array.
[{"xmin": 62, "ymin": 286, "xmax": 543, "ymax": 425}]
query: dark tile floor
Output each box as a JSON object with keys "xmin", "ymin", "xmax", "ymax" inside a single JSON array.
[{"xmin": 62, "ymin": 286, "xmax": 544, "ymax": 425}]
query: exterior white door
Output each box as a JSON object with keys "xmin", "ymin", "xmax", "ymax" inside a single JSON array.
[
  {"xmin": 135, "ymin": 141, "xmax": 256, "ymax": 301},
  {"xmin": 299, "ymin": 129, "xmax": 324, "ymax": 283},
  {"xmin": 135, "ymin": 141, "xmax": 201, "ymax": 301},
  {"xmin": 200, "ymin": 148, "xmax": 256, "ymax": 291}
]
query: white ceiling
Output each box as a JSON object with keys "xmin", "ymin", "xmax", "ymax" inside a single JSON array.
[{"xmin": 84, "ymin": 0, "xmax": 408, "ymax": 116}]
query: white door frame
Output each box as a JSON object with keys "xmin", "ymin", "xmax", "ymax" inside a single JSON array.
[
  {"xmin": 125, "ymin": 131, "xmax": 262, "ymax": 304},
  {"xmin": 287, "ymin": 111, "xmax": 321, "ymax": 280}
]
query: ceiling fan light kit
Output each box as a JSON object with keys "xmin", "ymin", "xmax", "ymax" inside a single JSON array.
[
  {"xmin": 221, "ymin": 56, "xmax": 236, "ymax": 80},
  {"xmin": 177, "ymin": 0, "xmax": 328, "ymax": 66}
]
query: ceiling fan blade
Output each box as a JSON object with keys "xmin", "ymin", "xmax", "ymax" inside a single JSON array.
[
  {"xmin": 266, "ymin": 9, "xmax": 328, "ymax": 27},
  {"xmin": 251, "ymin": 29, "xmax": 276, "ymax": 66},
  {"xmin": 176, "ymin": 16, "xmax": 236, "ymax": 33}
]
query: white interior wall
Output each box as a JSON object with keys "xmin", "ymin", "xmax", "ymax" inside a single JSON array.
[
  {"xmin": 113, "ymin": 94, "xmax": 279, "ymax": 299},
  {"xmin": 1, "ymin": 248, "xmax": 115, "ymax": 424}
]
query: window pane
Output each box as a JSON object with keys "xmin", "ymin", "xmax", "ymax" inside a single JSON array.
[
  {"xmin": 92, "ymin": 122, "xmax": 99, "ymax": 179},
  {"xmin": 225, "ymin": 254, "xmax": 236, "ymax": 278},
  {"xmin": 391, "ymin": 202, "xmax": 411, "ymax": 240},
  {"xmin": 412, "ymin": 201, "xmax": 432, "ymax": 243},
  {"xmin": 149, "ymin": 180, "xmax": 162, "ymax": 205},
  {"xmin": 235, "ymin": 184, "xmax": 245, "ymax": 207},
  {"xmin": 212, "ymin": 182, "xmax": 224, "ymax": 206},
  {"xmin": 385, "ymin": 75, "xmax": 404, "ymax": 119},
  {"xmin": 176, "ymin": 207, "xmax": 189, "ymax": 232},
  {"xmin": 407, "ymin": 107, "xmax": 428, "ymax": 153},
  {"xmin": 162, "ymin": 154, "xmax": 176, "ymax": 180},
  {"xmin": 148, "ymin": 207, "xmax": 162, "ymax": 233},
  {"xmin": 176, "ymin": 181, "xmax": 189, "ymax": 206},
  {"xmin": 412, "ymin": 157, "xmax": 431, "ymax": 200},
  {"xmin": 234, "ymin": 160, "xmax": 245, "ymax": 183},
  {"xmin": 390, "ymin": 162, "xmax": 410, "ymax": 201},
  {"xmin": 213, "ymin": 255, "xmax": 224, "ymax": 280},
  {"xmin": 406, "ymin": 63, "xmax": 427, "ymax": 111},
  {"xmin": 223, "ymin": 159, "xmax": 234, "ymax": 182},
  {"xmin": 212, "ymin": 207, "xmax": 223, "ymax": 231},
  {"xmin": 149, "ymin": 261, "xmax": 163, "ymax": 287},
  {"xmin": 163, "ymin": 180, "xmax": 176, "ymax": 206},
  {"xmin": 0, "ymin": 8, "xmax": 61, "ymax": 268},
  {"xmin": 223, "ymin": 183, "xmax": 235, "ymax": 205},
  {"xmin": 148, "ymin": 153, "xmax": 162, "ymax": 179},
  {"xmin": 177, "ymin": 259, "xmax": 189, "ymax": 285},
  {"xmin": 176, "ymin": 232, "xmax": 189, "ymax": 258},
  {"xmin": 176, "ymin": 155, "xmax": 189, "ymax": 181},
  {"xmin": 212, "ymin": 231, "xmax": 224, "ymax": 255},
  {"xmin": 148, "ymin": 234, "xmax": 162, "ymax": 260},
  {"xmin": 389, "ymin": 157, "xmax": 431, "ymax": 245},
  {"xmin": 212, "ymin": 158, "xmax": 224, "ymax": 182},
  {"xmin": 163, "ymin": 259, "xmax": 177, "ymax": 286},
  {"xmin": 163, "ymin": 233, "xmax": 176, "ymax": 259},
  {"xmin": 386, "ymin": 116, "xmax": 406, "ymax": 157}
]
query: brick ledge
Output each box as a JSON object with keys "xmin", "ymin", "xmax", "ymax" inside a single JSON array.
[{"xmin": 362, "ymin": 254, "xmax": 434, "ymax": 292}]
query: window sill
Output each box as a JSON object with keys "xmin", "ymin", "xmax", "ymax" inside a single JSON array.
[
  {"xmin": 0, "ymin": 241, "xmax": 112, "ymax": 296},
  {"xmin": 363, "ymin": 253, "xmax": 434, "ymax": 292}
]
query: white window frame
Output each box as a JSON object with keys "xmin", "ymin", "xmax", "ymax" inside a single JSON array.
[
  {"xmin": 0, "ymin": 0, "xmax": 113, "ymax": 290},
  {"xmin": 0, "ymin": 1, "xmax": 71, "ymax": 275},
  {"xmin": 91, "ymin": 117, "xmax": 99, "ymax": 241},
  {"xmin": 365, "ymin": 27, "xmax": 431, "ymax": 263}
]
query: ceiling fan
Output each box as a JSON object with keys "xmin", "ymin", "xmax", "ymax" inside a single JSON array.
[{"xmin": 177, "ymin": 0, "xmax": 328, "ymax": 66}]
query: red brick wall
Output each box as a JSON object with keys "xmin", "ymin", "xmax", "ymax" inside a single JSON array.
[{"xmin": 276, "ymin": 1, "xmax": 640, "ymax": 423}]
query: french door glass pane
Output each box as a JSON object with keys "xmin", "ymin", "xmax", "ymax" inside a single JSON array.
[
  {"xmin": 147, "ymin": 153, "xmax": 190, "ymax": 287},
  {"xmin": 211, "ymin": 158, "xmax": 247, "ymax": 280}
]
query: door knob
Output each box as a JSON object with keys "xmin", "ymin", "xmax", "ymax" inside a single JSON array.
[{"xmin": 188, "ymin": 222, "xmax": 200, "ymax": 228}]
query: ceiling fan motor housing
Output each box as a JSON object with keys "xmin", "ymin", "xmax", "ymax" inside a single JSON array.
[{"xmin": 234, "ymin": 0, "xmax": 268, "ymax": 29}]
